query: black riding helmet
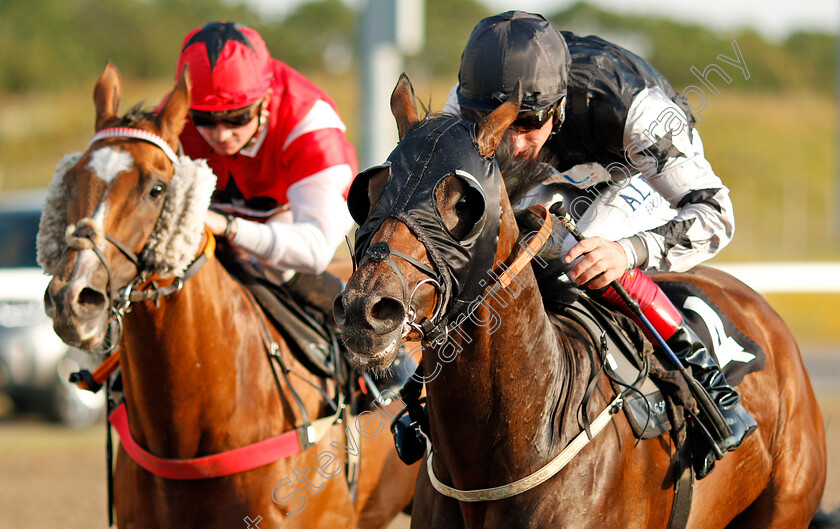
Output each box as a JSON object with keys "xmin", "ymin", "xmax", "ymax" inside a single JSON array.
[{"xmin": 457, "ymin": 11, "xmax": 570, "ymax": 115}]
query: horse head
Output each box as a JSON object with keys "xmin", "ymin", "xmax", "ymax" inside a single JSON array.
[
  {"xmin": 40, "ymin": 62, "xmax": 214, "ymax": 350},
  {"xmin": 335, "ymin": 74, "xmax": 522, "ymax": 372}
]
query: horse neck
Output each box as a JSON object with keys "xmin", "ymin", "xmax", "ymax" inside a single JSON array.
[
  {"xmin": 118, "ymin": 256, "xmax": 284, "ymax": 454},
  {"xmin": 422, "ymin": 259, "xmax": 584, "ymax": 480}
]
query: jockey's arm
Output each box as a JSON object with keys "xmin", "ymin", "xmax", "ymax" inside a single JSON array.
[
  {"xmin": 210, "ymin": 96, "xmax": 356, "ymax": 275},
  {"xmin": 226, "ymin": 165, "xmax": 355, "ymax": 275},
  {"xmin": 617, "ymin": 88, "xmax": 735, "ymax": 274}
]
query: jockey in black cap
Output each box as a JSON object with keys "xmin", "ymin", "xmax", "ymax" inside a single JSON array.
[{"xmin": 444, "ymin": 11, "xmax": 756, "ymax": 477}]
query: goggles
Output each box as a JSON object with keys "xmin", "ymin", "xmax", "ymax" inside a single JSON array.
[
  {"xmin": 465, "ymin": 101, "xmax": 558, "ymax": 133},
  {"xmin": 189, "ymin": 99, "xmax": 263, "ymax": 128},
  {"xmin": 511, "ymin": 104, "xmax": 556, "ymax": 131}
]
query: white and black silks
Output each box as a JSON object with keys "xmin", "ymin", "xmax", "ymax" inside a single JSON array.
[
  {"xmin": 527, "ymin": 32, "xmax": 733, "ymax": 273},
  {"xmin": 550, "ymin": 31, "xmax": 697, "ymax": 170},
  {"xmin": 347, "ymin": 117, "xmax": 502, "ymax": 340}
]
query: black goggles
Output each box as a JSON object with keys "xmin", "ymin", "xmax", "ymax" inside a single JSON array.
[
  {"xmin": 189, "ymin": 100, "xmax": 262, "ymax": 128},
  {"xmin": 465, "ymin": 102, "xmax": 557, "ymax": 132},
  {"xmin": 511, "ymin": 105, "xmax": 556, "ymax": 131}
]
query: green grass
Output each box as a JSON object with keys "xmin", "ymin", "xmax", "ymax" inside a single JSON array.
[{"xmin": 699, "ymin": 91, "xmax": 839, "ymax": 260}]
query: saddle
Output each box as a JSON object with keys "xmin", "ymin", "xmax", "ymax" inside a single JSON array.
[
  {"xmin": 217, "ymin": 246, "xmax": 341, "ymax": 377},
  {"xmin": 559, "ymin": 281, "xmax": 765, "ymax": 441},
  {"xmin": 549, "ymin": 281, "xmax": 767, "ymax": 526}
]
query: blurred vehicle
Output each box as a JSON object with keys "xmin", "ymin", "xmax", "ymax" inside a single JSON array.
[{"xmin": 0, "ymin": 189, "xmax": 105, "ymax": 428}]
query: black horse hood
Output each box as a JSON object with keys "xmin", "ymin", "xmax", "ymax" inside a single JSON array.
[{"xmin": 349, "ymin": 116, "xmax": 503, "ymax": 318}]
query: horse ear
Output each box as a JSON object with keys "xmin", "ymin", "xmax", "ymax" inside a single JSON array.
[
  {"xmin": 94, "ymin": 62, "xmax": 122, "ymax": 132},
  {"xmin": 156, "ymin": 66, "xmax": 191, "ymax": 147},
  {"xmin": 390, "ymin": 72, "xmax": 419, "ymax": 140},
  {"xmin": 476, "ymin": 81, "xmax": 522, "ymax": 157}
]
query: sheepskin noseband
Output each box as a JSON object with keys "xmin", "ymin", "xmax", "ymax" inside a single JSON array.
[{"xmin": 37, "ymin": 151, "xmax": 217, "ymax": 278}]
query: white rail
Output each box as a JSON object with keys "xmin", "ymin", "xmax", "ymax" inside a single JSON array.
[{"xmin": 711, "ymin": 262, "xmax": 840, "ymax": 294}]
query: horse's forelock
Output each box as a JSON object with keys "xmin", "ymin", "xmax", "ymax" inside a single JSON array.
[
  {"xmin": 400, "ymin": 108, "xmax": 441, "ymax": 138},
  {"xmin": 121, "ymin": 104, "xmax": 154, "ymax": 127}
]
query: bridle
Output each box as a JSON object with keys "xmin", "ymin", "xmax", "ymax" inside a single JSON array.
[
  {"xmin": 354, "ymin": 239, "xmax": 445, "ymax": 343},
  {"xmin": 368, "ymin": 205, "xmax": 628, "ymax": 502},
  {"xmin": 354, "ymin": 204, "xmax": 555, "ymax": 349},
  {"xmin": 63, "ymin": 127, "xmax": 211, "ymax": 353}
]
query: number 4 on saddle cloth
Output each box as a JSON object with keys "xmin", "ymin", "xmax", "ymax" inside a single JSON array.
[{"xmin": 567, "ymin": 279, "xmax": 764, "ymax": 458}]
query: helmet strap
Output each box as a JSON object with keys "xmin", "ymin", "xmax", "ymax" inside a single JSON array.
[
  {"xmin": 551, "ymin": 97, "xmax": 566, "ymax": 135},
  {"xmin": 239, "ymin": 89, "xmax": 272, "ymax": 153}
]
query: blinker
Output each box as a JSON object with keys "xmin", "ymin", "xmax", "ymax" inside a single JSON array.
[
  {"xmin": 350, "ymin": 116, "xmax": 503, "ymax": 323},
  {"xmin": 347, "ymin": 161, "xmax": 392, "ymax": 225}
]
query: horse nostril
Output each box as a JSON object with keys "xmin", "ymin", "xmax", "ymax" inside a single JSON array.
[
  {"xmin": 369, "ymin": 296, "xmax": 405, "ymax": 330},
  {"xmin": 333, "ymin": 295, "xmax": 346, "ymax": 327},
  {"xmin": 44, "ymin": 290, "xmax": 56, "ymax": 318},
  {"xmin": 77, "ymin": 287, "xmax": 106, "ymax": 311}
]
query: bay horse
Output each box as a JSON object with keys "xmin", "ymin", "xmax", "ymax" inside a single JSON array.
[
  {"xmin": 333, "ymin": 74, "xmax": 827, "ymax": 528},
  {"xmin": 39, "ymin": 62, "xmax": 417, "ymax": 528}
]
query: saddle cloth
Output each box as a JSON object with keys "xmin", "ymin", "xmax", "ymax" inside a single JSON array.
[{"xmin": 568, "ymin": 280, "xmax": 765, "ymax": 440}]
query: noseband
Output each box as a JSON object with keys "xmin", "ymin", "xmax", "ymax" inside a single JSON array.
[
  {"xmin": 354, "ymin": 205, "xmax": 554, "ymax": 348},
  {"xmin": 356, "ymin": 241, "xmax": 445, "ymax": 341}
]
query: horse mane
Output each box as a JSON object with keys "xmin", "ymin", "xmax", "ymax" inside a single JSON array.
[
  {"xmin": 120, "ymin": 103, "xmax": 155, "ymax": 126},
  {"xmin": 496, "ymin": 140, "xmax": 556, "ymax": 206},
  {"xmin": 493, "ymin": 133, "xmax": 579, "ymax": 311}
]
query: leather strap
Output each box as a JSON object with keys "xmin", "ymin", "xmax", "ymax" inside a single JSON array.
[
  {"xmin": 109, "ymin": 400, "xmax": 342, "ymax": 480},
  {"xmin": 426, "ymin": 395, "xmax": 624, "ymax": 502}
]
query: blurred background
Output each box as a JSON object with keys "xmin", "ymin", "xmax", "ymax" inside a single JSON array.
[{"xmin": 0, "ymin": 0, "xmax": 837, "ymax": 526}]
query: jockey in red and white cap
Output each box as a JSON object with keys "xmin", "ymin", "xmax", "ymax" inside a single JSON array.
[{"xmin": 176, "ymin": 21, "xmax": 356, "ymax": 275}]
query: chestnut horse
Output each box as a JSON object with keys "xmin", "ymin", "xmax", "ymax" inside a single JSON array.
[
  {"xmin": 334, "ymin": 75, "xmax": 827, "ymax": 528},
  {"xmin": 40, "ymin": 63, "xmax": 417, "ymax": 528}
]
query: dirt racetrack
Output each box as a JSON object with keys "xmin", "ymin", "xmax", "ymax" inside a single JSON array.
[{"xmin": 1, "ymin": 351, "xmax": 838, "ymax": 529}]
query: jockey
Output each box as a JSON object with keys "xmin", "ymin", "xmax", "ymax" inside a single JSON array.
[
  {"xmin": 175, "ymin": 21, "xmax": 355, "ymax": 314},
  {"xmin": 443, "ymin": 11, "xmax": 756, "ymax": 475}
]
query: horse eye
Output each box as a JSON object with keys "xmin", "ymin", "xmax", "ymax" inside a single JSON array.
[
  {"xmin": 437, "ymin": 176, "xmax": 484, "ymax": 244},
  {"xmin": 454, "ymin": 195, "xmax": 470, "ymax": 215},
  {"xmin": 149, "ymin": 182, "xmax": 166, "ymax": 199}
]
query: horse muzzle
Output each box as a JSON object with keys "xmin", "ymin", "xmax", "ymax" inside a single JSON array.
[
  {"xmin": 44, "ymin": 274, "xmax": 110, "ymax": 350},
  {"xmin": 333, "ymin": 292, "xmax": 407, "ymax": 370}
]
